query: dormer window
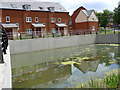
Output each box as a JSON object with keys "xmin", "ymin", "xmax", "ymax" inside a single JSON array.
[
  {"xmin": 48, "ymin": 7, "xmax": 55, "ymax": 12},
  {"xmin": 11, "ymin": 4, "xmax": 17, "ymax": 8},
  {"xmin": 39, "ymin": 7, "xmax": 43, "ymax": 10},
  {"xmin": 23, "ymin": 4, "xmax": 31, "ymax": 10}
]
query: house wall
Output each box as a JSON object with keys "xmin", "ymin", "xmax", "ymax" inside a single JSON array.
[
  {"xmin": 88, "ymin": 12, "xmax": 98, "ymax": 22},
  {"xmin": 71, "ymin": 7, "xmax": 98, "ymax": 32},
  {"xmin": 1, "ymin": 9, "xmax": 23, "ymax": 31},
  {"xmin": 75, "ymin": 10, "xmax": 87, "ymax": 23},
  {"xmin": 1, "ymin": 9, "xmax": 69, "ymax": 33},
  {"xmin": 48, "ymin": 12, "xmax": 69, "ymax": 32},
  {"xmin": 71, "ymin": 6, "xmax": 86, "ymax": 30},
  {"xmin": 75, "ymin": 21, "xmax": 98, "ymax": 31}
]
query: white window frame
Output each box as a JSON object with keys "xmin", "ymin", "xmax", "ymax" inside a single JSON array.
[
  {"xmin": 35, "ymin": 17, "xmax": 38, "ymax": 22},
  {"xmin": 27, "ymin": 29, "xmax": 32, "ymax": 34},
  {"xmin": 58, "ymin": 18, "xmax": 61, "ymax": 22},
  {"xmin": 26, "ymin": 17, "xmax": 32, "ymax": 22},
  {"xmin": 51, "ymin": 18, "xmax": 55, "ymax": 23},
  {"xmin": 6, "ymin": 16, "xmax": 10, "ymax": 22},
  {"xmin": 92, "ymin": 26, "xmax": 95, "ymax": 30}
]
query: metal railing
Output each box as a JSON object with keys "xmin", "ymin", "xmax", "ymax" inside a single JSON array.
[
  {"xmin": 6, "ymin": 29, "xmax": 120, "ymax": 40},
  {"xmin": 0, "ymin": 28, "xmax": 3, "ymax": 63},
  {"xmin": 0, "ymin": 28, "xmax": 8, "ymax": 63}
]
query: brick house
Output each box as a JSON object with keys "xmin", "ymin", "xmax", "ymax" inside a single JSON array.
[
  {"xmin": 71, "ymin": 6, "xmax": 98, "ymax": 34},
  {"xmin": 0, "ymin": 1, "xmax": 69, "ymax": 39}
]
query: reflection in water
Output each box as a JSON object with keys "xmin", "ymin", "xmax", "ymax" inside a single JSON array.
[
  {"xmin": 11, "ymin": 44, "xmax": 119, "ymax": 88},
  {"xmin": 73, "ymin": 60, "xmax": 99, "ymax": 74}
]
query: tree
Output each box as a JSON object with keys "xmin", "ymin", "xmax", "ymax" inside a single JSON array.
[
  {"xmin": 96, "ymin": 9, "xmax": 113, "ymax": 28},
  {"xmin": 113, "ymin": 5, "xmax": 120, "ymax": 25}
]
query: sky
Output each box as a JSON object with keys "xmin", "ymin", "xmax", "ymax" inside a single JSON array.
[{"xmin": 37, "ymin": 0, "xmax": 120, "ymax": 15}]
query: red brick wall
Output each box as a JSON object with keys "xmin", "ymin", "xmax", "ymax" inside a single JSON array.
[
  {"xmin": 71, "ymin": 6, "xmax": 98, "ymax": 33},
  {"xmin": 48, "ymin": 12, "xmax": 69, "ymax": 32},
  {"xmin": 1, "ymin": 9, "xmax": 69, "ymax": 33},
  {"xmin": 75, "ymin": 21, "xmax": 98, "ymax": 31},
  {"xmin": 1, "ymin": 9, "xmax": 23, "ymax": 31},
  {"xmin": 71, "ymin": 6, "xmax": 86, "ymax": 30}
]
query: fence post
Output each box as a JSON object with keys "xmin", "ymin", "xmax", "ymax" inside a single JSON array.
[
  {"xmin": 90, "ymin": 30, "xmax": 92, "ymax": 34},
  {"xmin": 105, "ymin": 29, "xmax": 106, "ymax": 34},
  {"xmin": 83, "ymin": 30, "xmax": 85, "ymax": 35},
  {"xmin": 0, "ymin": 28, "xmax": 4, "ymax": 63},
  {"xmin": 20, "ymin": 32, "xmax": 22, "ymax": 40},
  {"xmin": 96, "ymin": 31, "xmax": 98, "ymax": 34},
  {"xmin": 114, "ymin": 28, "xmax": 115, "ymax": 34}
]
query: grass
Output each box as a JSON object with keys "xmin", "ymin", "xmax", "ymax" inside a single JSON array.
[
  {"xmin": 75, "ymin": 69, "xmax": 120, "ymax": 88},
  {"xmin": 98, "ymin": 29, "xmax": 120, "ymax": 34}
]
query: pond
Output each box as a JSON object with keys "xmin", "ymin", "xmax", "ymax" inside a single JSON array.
[{"xmin": 11, "ymin": 44, "xmax": 120, "ymax": 88}]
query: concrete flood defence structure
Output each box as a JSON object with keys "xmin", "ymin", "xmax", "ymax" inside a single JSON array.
[
  {"xmin": 9, "ymin": 34, "xmax": 120, "ymax": 54},
  {"xmin": 0, "ymin": 34, "xmax": 120, "ymax": 89},
  {"xmin": 0, "ymin": 46, "xmax": 12, "ymax": 89}
]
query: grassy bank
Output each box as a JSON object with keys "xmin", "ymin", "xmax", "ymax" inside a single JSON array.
[{"xmin": 75, "ymin": 69, "xmax": 120, "ymax": 88}]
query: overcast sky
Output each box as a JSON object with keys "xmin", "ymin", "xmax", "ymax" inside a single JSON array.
[{"xmin": 37, "ymin": 0, "xmax": 120, "ymax": 15}]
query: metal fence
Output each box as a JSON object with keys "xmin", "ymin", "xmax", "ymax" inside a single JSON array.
[
  {"xmin": 6, "ymin": 29, "xmax": 119, "ymax": 40},
  {"xmin": 0, "ymin": 29, "xmax": 3, "ymax": 63}
]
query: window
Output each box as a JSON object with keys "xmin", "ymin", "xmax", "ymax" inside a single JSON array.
[
  {"xmin": 52, "ymin": 28, "xmax": 56, "ymax": 33},
  {"xmin": 92, "ymin": 17, "xmax": 94, "ymax": 21},
  {"xmin": 58, "ymin": 18, "xmax": 61, "ymax": 22},
  {"xmin": 11, "ymin": 4, "xmax": 17, "ymax": 8},
  {"xmin": 26, "ymin": 17, "xmax": 32, "ymax": 22},
  {"xmin": 48, "ymin": 7, "xmax": 55, "ymax": 12},
  {"xmin": 23, "ymin": 4, "xmax": 31, "ymax": 10},
  {"xmin": 27, "ymin": 29, "xmax": 32, "ymax": 34},
  {"xmin": 39, "ymin": 7, "xmax": 43, "ymax": 10},
  {"xmin": 16, "ymin": 23, "xmax": 19, "ymax": 30},
  {"xmin": 35, "ymin": 17, "xmax": 38, "ymax": 22},
  {"xmin": 92, "ymin": 26, "xmax": 95, "ymax": 30},
  {"xmin": 0, "ymin": 17, "xmax": 1, "ymax": 22},
  {"xmin": 51, "ymin": 18, "xmax": 55, "ymax": 23},
  {"xmin": 26, "ymin": 5, "xmax": 31, "ymax": 10},
  {"xmin": 6, "ymin": 16, "xmax": 10, "ymax": 22}
]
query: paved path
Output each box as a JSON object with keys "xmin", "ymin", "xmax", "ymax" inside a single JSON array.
[{"xmin": 0, "ymin": 46, "xmax": 12, "ymax": 89}]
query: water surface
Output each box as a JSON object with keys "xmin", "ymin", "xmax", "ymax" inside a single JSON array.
[{"xmin": 11, "ymin": 44, "xmax": 120, "ymax": 88}]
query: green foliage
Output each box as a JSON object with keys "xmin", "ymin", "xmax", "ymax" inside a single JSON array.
[
  {"xmin": 113, "ymin": 5, "xmax": 120, "ymax": 25},
  {"xmin": 76, "ymin": 69, "xmax": 119, "ymax": 88},
  {"xmin": 96, "ymin": 10, "xmax": 113, "ymax": 28}
]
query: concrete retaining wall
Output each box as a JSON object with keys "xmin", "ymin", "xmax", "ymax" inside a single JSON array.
[
  {"xmin": 9, "ymin": 34, "xmax": 120, "ymax": 54},
  {"xmin": 95, "ymin": 34, "xmax": 120, "ymax": 44}
]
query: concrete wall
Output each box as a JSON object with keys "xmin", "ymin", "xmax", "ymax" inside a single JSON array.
[
  {"xmin": 9, "ymin": 35, "xmax": 96, "ymax": 54},
  {"xmin": 95, "ymin": 34, "xmax": 120, "ymax": 44},
  {"xmin": 9, "ymin": 34, "xmax": 120, "ymax": 54}
]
